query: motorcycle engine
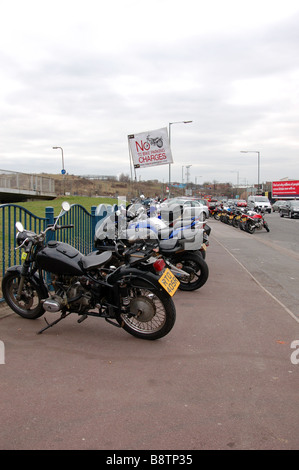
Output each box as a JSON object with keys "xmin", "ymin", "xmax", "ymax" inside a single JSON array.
[{"xmin": 43, "ymin": 275, "xmax": 92, "ymax": 313}]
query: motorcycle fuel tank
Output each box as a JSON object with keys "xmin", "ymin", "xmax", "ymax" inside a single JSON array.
[{"xmin": 36, "ymin": 241, "xmax": 83, "ymax": 275}]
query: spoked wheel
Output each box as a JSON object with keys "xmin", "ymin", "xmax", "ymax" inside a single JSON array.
[
  {"xmin": 117, "ymin": 279, "xmax": 176, "ymax": 340},
  {"xmin": 2, "ymin": 271, "xmax": 45, "ymax": 319},
  {"xmin": 173, "ymin": 252, "xmax": 209, "ymax": 291}
]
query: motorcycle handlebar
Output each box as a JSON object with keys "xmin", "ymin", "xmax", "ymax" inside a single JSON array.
[
  {"xmin": 46, "ymin": 224, "xmax": 74, "ymax": 231},
  {"xmin": 55, "ymin": 224, "xmax": 74, "ymax": 229}
]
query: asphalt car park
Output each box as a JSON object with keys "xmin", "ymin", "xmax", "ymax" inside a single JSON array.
[{"xmin": 0, "ymin": 208, "xmax": 298, "ymax": 451}]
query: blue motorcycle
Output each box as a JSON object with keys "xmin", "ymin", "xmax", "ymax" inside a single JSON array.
[{"xmin": 94, "ymin": 204, "xmax": 210, "ymax": 291}]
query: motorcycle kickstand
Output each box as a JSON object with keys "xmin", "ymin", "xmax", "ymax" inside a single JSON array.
[{"xmin": 37, "ymin": 311, "xmax": 72, "ymax": 334}]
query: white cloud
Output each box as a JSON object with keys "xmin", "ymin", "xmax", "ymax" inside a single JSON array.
[{"xmin": 0, "ymin": 0, "xmax": 299, "ymax": 186}]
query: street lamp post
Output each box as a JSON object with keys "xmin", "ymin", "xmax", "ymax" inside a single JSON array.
[
  {"xmin": 53, "ymin": 146, "xmax": 65, "ymax": 172},
  {"xmin": 168, "ymin": 121, "xmax": 192, "ymax": 196},
  {"xmin": 240, "ymin": 150, "xmax": 260, "ymax": 195},
  {"xmin": 53, "ymin": 146, "xmax": 66, "ymax": 195},
  {"xmin": 230, "ymin": 170, "xmax": 239, "ymax": 197}
]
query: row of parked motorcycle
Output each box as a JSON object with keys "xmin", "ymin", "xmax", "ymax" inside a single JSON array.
[
  {"xmin": 209, "ymin": 204, "xmax": 270, "ymax": 233},
  {"xmin": 2, "ymin": 200, "xmax": 211, "ymax": 341}
]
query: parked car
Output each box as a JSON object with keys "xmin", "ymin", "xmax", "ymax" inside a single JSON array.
[
  {"xmin": 236, "ymin": 199, "xmax": 247, "ymax": 207},
  {"xmin": 247, "ymin": 196, "xmax": 272, "ymax": 213},
  {"xmin": 160, "ymin": 197, "xmax": 209, "ymax": 220},
  {"xmin": 272, "ymin": 200, "xmax": 285, "ymax": 212},
  {"xmin": 280, "ymin": 200, "xmax": 299, "ymax": 218},
  {"xmin": 227, "ymin": 199, "xmax": 235, "ymax": 207}
]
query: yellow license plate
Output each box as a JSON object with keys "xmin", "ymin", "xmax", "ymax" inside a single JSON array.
[{"xmin": 158, "ymin": 268, "xmax": 180, "ymax": 296}]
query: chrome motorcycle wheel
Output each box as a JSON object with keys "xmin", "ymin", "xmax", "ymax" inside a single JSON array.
[
  {"xmin": 118, "ymin": 280, "xmax": 176, "ymax": 340},
  {"xmin": 2, "ymin": 271, "xmax": 45, "ymax": 319}
]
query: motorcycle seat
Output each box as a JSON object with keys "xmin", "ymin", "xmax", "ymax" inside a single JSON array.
[
  {"xmin": 172, "ymin": 218, "xmax": 200, "ymax": 229},
  {"xmin": 82, "ymin": 251, "xmax": 112, "ymax": 270},
  {"xmin": 158, "ymin": 238, "xmax": 178, "ymax": 252},
  {"xmin": 177, "ymin": 229, "xmax": 196, "ymax": 241}
]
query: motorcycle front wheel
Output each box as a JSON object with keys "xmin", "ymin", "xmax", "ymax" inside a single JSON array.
[
  {"xmin": 172, "ymin": 252, "xmax": 209, "ymax": 291},
  {"xmin": 117, "ymin": 278, "xmax": 176, "ymax": 340},
  {"xmin": 2, "ymin": 271, "xmax": 45, "ymax": 319}
]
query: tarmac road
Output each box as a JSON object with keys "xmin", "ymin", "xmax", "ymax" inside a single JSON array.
[
  {"xmin": 0, "ymin": 218, "xmax": 298, "ymax": 451},
  {"xmin": 209, "ymin": 212, "xmax": 299, "ymax": 321}
]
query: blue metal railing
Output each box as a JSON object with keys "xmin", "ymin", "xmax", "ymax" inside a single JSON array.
[{"xmin": 0, "ymin": 202, "xmax": 117, "ymax": 301}]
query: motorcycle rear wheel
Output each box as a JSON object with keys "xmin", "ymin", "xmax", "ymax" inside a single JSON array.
[
  {"xmin": 117, "ymin": 279, "xmax": 176, "ymax": 340},
  {"xmin": 232, "ymin": 217, "xmax": 240, "ymax": 228},
  {"xmin": 173, "ymin": 252, "xmax": 209, "ymax": 291},
  {"xmin": 2, "ymin": 271, "xmax": 45, "ymax": 319},
  {"xmin": 245, "ymin": 222, "xmax": 255, "ymax": 234}
]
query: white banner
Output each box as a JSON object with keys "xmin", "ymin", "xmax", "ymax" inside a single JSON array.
[{"xmin": 128, "ymin": 127, "xmax": 173, "ymax": 169}]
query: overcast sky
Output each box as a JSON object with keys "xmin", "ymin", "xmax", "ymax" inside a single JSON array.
[{"xmin": 1, "ymin": 0, "xmax": 299, "ymax": 187}]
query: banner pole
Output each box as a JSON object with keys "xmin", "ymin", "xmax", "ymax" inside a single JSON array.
[
  {"xmin": 168, "ymin": 123, "xmax": 171, "ymax": 197},
  {"xmin": 127, "ymin": 136, "xmax": 133, "ymax": 182}
]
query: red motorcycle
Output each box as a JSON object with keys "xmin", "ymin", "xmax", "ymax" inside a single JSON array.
[
  {"xmin": 240, "ymin": 209, "xmax": 270, "ymax": 234},
  {"xmin": 209, "ymin": 206, "xmax": 221, "ymax": 220}
]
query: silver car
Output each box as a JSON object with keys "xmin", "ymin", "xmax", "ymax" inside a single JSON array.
[
  {"xmin": 280, "ymin": 200, "xmax": 299, "ymax": 218},
  {"xmin": 272, "ymin": 200, "xmax": 285, "ymax": 212},
  {"xmin": 161, "ymin": 197, "xmax": 209, "ymax": 221}
]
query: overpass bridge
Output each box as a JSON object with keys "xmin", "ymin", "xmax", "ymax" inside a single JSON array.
[{"xmin": 0, "ymin": 169, "xmax": 56, "ymax": 203}]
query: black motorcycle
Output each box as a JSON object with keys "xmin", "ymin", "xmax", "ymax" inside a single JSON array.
[{"xmin": 2, "ymin": 203, "xmax": 178, "ymax": 340}]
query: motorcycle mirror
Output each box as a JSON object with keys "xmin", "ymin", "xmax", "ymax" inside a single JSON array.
[
  {"xmin": 62, "ymin": 201, "xmax": 70, "ymax": 212},
  {"xmin": 15, "ymin": 222, "xmax": 24, "ymax": 232}
]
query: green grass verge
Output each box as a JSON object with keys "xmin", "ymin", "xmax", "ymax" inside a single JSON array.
[{"xmin": 14, "ymin": 195, "xmax": 118, "ymax": 217}]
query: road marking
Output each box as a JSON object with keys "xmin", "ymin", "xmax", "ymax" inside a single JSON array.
[{"xmin": 212, "ymin": 235, "xmax": 299, "ymax": 324}]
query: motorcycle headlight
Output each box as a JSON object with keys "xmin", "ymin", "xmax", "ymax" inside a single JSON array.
[
  {"xmin": 16, "ymin": 230, "xmax": 36, "ymax": 246},
  {"xmin": 16, "ymin": 231, "xmax": 28, "ymax": 246}
]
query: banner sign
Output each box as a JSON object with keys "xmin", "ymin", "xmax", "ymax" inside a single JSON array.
[
  {"xmin": 128, "ymin": 127, "xmax": 173, "ymax": 169},
  {"xmin": 272, "ymin": 180, "xmax": 299, "ymax": 197}
]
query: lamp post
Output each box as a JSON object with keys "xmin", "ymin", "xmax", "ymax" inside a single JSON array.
[
  {"xmin": 53, "ymin": 146, "xmax": 66, "ymax": 195},
  {"xmin": 230, "ymin": 170, "xmax": 239, "ymax": 198},
  {"xmin": 168, "ymin": 121, "xmax": 192, "ymax": 196},
  {"xmin": 185, "ymin": 164, "xmax": 192, "ymax": 195},
  {"xmin": 240, "ymin": 150, "xmax": 260, "ymax": 195}
]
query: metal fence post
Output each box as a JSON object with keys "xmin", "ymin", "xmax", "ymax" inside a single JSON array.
[
  {"xmin": 45, "ymin": 207, "xmax": 54, "ymax": 242},
  {"xmin": 91, "ymin": 205, "xmax": 97, "ymax": 250}
]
